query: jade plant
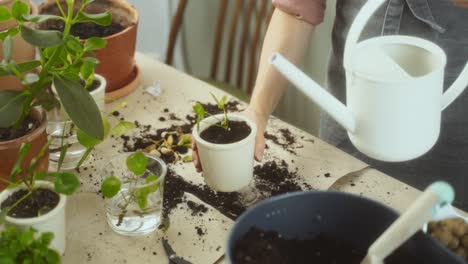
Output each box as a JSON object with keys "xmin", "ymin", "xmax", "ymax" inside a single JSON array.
[
  {"xmin": 0, "ymin": 0, "xmax": 112, "ymax": 141},
  {"xmin": 0, "ymin": 141, "xmax": 80, "ymax": 220},
  {"xmin": 0, "ymin": 226, "xmax": 60, "ymax": 264},
  {"xmin": 101, "ymin": 151, "xmax": 162, "ymax": 225},
  {"xmin": 193, "ymin": 93, "xmax": 229, "ymax": 132}
]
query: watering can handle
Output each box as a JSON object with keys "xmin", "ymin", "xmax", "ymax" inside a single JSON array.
[
  {"xmin": 344, "ymin": 0, "xmax": 387, "ymax": 67},
  {"xmin": 441, "ymin": 62, "xmax": 468, "ymax": 110}
]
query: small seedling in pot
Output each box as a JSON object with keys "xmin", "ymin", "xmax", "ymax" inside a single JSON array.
[
  {"xmin": 101, "ymin": 152, "xmax": 162, "ymax": 226},
  {"xmin": 0, "ymin": 226, "xmax": 60, "ymax": 264},
  {"xmin": 142, "ymin": 126, "xmax": 192, "ymax": 164},
  {"xmin": 193, "ymin": 93, "xmax": 229, "ymax": 132},
  {"xmin": 0, "ymin": 142, "xmax": 80, "ymax": 221}
]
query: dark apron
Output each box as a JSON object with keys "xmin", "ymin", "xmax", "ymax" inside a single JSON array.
[{"xmin": 320, "ymin": 0, "xmax": 468, "ymax": 210}]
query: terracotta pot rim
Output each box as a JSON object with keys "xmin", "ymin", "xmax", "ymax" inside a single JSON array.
[{"xmin": 0, "ymin": 108, "xmax": 47, "ymax": 148}]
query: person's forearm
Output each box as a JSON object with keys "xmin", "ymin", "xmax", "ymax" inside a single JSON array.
[{"xmin": 249, "ymin": 8, "xmax": 315, "ymax": 120}]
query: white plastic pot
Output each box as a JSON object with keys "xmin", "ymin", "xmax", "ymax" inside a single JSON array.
[
  {"xmin": 192, "ymin": 114, "xmax": 256, "ymax": 192},
  {"xmin": 0, "ymin": 181, "xmax": 67, "ymax": 255}
]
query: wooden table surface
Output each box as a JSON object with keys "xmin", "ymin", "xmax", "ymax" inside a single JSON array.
[{"xmin": 62, "ymin": 53, "xmax": 462, "ymax": 264}]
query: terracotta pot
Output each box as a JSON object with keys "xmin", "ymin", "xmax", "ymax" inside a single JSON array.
[
  {"xmin": 0, "ymin": 0, "xmax": 37, "ymax": 91},
  {"xmin": 0, "ymin": 108, "xmax": 49, "ymax": 191},
  {"xmin": 38, "ymin": 0, "xmax": 139, "ymax": 94}
]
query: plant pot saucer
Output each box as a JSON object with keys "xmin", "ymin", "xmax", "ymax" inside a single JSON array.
[{"xmin": 105, "ymin": 65, "xmax": 141, "ymax": 102}]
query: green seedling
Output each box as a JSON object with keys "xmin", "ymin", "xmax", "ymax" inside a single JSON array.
[
  {"xmin": 0, "ymin": 226, "xmax": 60, "ymax": 264},
  {"xmin": 101, "ymin": 152, "xmax": 161, "ymax": 225},
  {"xmin": 193, "ymin": 93, "xmax": 229, "ymax": 132},
  {"xmin": 0, "ymin": 142, "xmax": 80, "ymax": 222}
]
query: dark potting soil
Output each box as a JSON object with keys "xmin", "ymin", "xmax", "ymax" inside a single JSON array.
[
  {"xmin": 0, "ymin": 188, "xmax": 59, "ymax": 218},
  {"xmin": 254, "ymin": 160, "xmax": 307, "ymax": 196},
  {"xmin": 45, "ymin": 21, "xmax": 125, "ymax": 39},
  {"xmin": 0, "ymin": 116, "xmax": 39, "ymax": 142},
  {"xmin": 264, "ymin": 128, "xmax": 299, "ymax": 154},
  {"xmin": 80, "ymin": 79, "xmax": 101, "ymax": 93},
  {"xmin": 233, "ymin": 227, "xmax": 419, "ymax": 264},
  {"xmin": 200, "ymin": 121, "xmax": 251, "ymax": 144}
]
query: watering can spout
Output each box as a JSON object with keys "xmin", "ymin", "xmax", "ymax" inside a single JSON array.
[{"xmin": 269, "ymin": 53, "xmax": 356, "ymax": 133}]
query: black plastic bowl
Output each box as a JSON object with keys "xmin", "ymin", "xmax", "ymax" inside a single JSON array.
[{"xmin": 226, "ymin": 191, "xmax": 464, "ymax": 264}]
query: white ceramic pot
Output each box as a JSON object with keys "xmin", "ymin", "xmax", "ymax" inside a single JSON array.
[
  {"xmin": 0, "ymin": 181, "xmax": 67, "ymax": 255},
  {"xmin": 192, "ymin": 114, "xmax": 256, "ymax": 192},
  {"xmin": 47, "ymin": 74, "xmax": 106, "ymax": 170}
]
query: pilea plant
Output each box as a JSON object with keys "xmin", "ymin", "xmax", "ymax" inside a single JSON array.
[
  {"xmin": 0, "ymin": 225, "xmax": 60, "ymax": 264},
  {"xmin": 193, "ymin": 93, "xmax": 229, "ymax": 132},
  {"xmin": 101, "ymin": 151, "xmax": 162, "ymax": 225},
  {"xmin": 0, "ymin": 141, "xmax": 80, "ymax": 220},
  {"xmin": 0, "ymin": 0, "xmax": 112, "ymax": 141}
]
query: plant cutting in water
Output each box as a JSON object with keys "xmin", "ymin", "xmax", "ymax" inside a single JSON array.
[
  {"xmin": 0, "ymin": 142, "xmax": 80, "ymax": 221},
  {"xmin": 193, "ymin": 93, "xmax": 229, "ymax": 132},
  {"xmin": 101, "ymin": 151, "xmax": 162, "ymax": 226}
]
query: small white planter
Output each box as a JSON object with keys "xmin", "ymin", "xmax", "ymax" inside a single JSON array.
[
  {"xmin": 0, "ymin": 181, "xmax": 67, "ymax": 255},
  {"xmin": 192, "ymin": 114, "xmax": 257, "ymax": 192}
]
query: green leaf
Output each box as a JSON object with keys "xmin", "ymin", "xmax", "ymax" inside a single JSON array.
[
  {"xmin": 134, "ymin": 187, "xmax": 149, "ymax": 210},
  {"xmin": 52, "ymin": 172, "xmax": 80, "ymax": 195},
  {"xmin": 34, "ymin": 91, "xmax": 60, "ymax": 111},
  {"xmin": 0, "ymin": 27, "xmax": 19, "ymax": 41},
  {"xmin": 35, "ymin": 171, "xmax": 47, "ymax": 180},
  {"xmin": 0, "ymin": 90, "xmax": 26, "ymax": 128},
  {"xmin": 80, "ymin": 58, "xmax": 96, "ymax": 83},
  {"xmin": 101, "ymin": 176, "xmax": 120, "ymax": 198},
  {"xmin": 84, "ymin": 37, "xmax": 107, "ymax": 51},
  {"xmin": 2, "ymin": 36, "xmax": 13, "ymax": 61},
  {"xmin": 20, "ymin": 25, "xmax": 62, "ymax": 48},
  {"xmin": 19, "ymin": 228, "xmax": 34, "ymax": 247},
  {"xmin": 182, "ymin": 155, "xmax": 193, "ymax": 162},
  {"xmin": 10, "ymin": 142, "xmax": 31, "ymax": 182},
  {"xmin": 53, "ymin": 76, "xmax": 104, "ymax": 140},
  {"xmin": 126, "ymin": 152, "xmax": 148, "ymax": 176},
  {"xmin": 11, "ymin": 1, "xmax": 29, "ymax": 22},
  {"xmin": 17, "ymin": 60, "xmax": 41, "ymax": 73},
  {"xmin": 64, "ymin": 35, "xmax": 83, "ymax": 54},
  {"xmin": 110, "ymin": 121, "xmax": 135, "ymax": 136},
  {"xmin": 76, "ymin": 129, "xmax": 101, "ymax": 148},
  {"xmin": 0, "ymin": 6, "xmax": 12, "ymax": 22},
  {"xmin": 22, "ymin": 14, "xmax": 63, "ymax": 23},
  {"xmin": 75, "ymin": 11, "xmax": 112, "ymax": 26},
  {"xmin": 145, "ymin": 174, "xmax": 159, "ymax": 192}
]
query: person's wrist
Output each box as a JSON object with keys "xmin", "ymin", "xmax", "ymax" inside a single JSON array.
[{"xmin": 245, "ymin": 104, "xmax": 268, "ymax": 131}]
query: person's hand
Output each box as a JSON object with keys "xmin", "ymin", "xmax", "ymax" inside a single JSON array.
[
  {"xmin": 192, "ymin": 105, "xmax": 269, "ymax": 172},
  {"xmin": 450, "ymin": 0, "xmax": 468, "ymax": 8}
]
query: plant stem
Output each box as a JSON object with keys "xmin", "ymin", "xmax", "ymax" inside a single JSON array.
[
  {"xmin": 3, "ymin": 190, "xmax": 33, "ymax": 217},
  {"xmin": 75, "ymin": 147, "xmax": 92, "ymax": 169}
]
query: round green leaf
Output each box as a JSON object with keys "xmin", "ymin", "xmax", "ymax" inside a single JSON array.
[
  {"xmin": 11, "ymin": 1, "xmax": 29, "ymax": 22},
  {"xmin": 126, "ymin": 152, "xmax": 148, "ymax": 176},
  {"xmin": 110, "ymin": 121, "xmax": 135, "ymax": 136},
  {"xmin": 101, "ymin": 176, "xmax": 121, "ymax": 198},
  {"xmin": 53, "ymin": 172, "xmax": 80, "ymax": 195},
  {"xmin": 77, "ymin": 117, "xmax": 109, "ymax": 148},
  {"xmin": 145, "ymin": 174, "xmax": 159, "ymax": 193},
  {"xmin": 0, "ymin": 6, "xmax": 12, "ymax": 22}
]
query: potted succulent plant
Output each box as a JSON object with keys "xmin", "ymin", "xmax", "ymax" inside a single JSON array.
[
  {"xmin": 0, "ymin": 142, "xmax": 80, "ymax": 255},
  {"xmin": 38, "ymin": 0, "xmax": 140, "ymax": 99},
  {"xmin": 0, "ymin": 0, "xmax": 111, "ymax": 178},
  {"xmin": 0, "ymin": 225, "xmax": 60, "ymax": 263},
  {"xmin": 0, "ymin": 0, "xmax": 37, "ymax": 91},
  {"xmin": 192, "ymin": 94, "xmax": 257, "ymax": 192}
]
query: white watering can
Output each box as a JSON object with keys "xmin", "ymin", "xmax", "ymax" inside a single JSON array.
[{"xmin": 270, "ymin": 0, "xmax": 468, "ymax": 162}]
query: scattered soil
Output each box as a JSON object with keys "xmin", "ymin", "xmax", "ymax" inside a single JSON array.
[
  {"xmin": 1, "ymin": 188, "xmax": 59, "ymax": 218},
  {"xmin": 199, "ymin": 101, "xmax": 242, "ymax": 115},
  {"xmin": 254, "ymin": 161, "xmax": 308, "ymax": 197},
  {"xmin": 163, "ymin": 160, "xmax": 310, "ymax": 222},
  {"xmin": 186, "ymin": 200, "xmax": 208, "ymax": 216},
  {"xmin": 264, "ymin": 128, "xmax": 299, "ymax": 154},
  {"xmin": 200, "ymin": 121, "xmax": 251, "ymax": 144},
  {"xmin": 44, "ymin": 21, "xmax": 125, "ymax": 39},
  {"xmin": 0, "ymin": 116, "xmax": 39, "ymax": 141},
  {"xmin": 162, "ymin": 170, "xmax": 244, "ymax": 220},
  {"xmin": 233, "ymin": 227, "xmax": 419, "ymax": 264}
]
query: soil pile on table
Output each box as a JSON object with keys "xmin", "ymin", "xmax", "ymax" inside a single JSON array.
[
  {"xmin": 233, "ymin": 227, "xmax": 420, "ymax": 264},
  {"xmin": 200, "ymin": 121, "xmax": 251, "ymax": 144},
  {"xmin": 254, "ymin": 160, "xmax": 310, "ymax": 196},
  {"xmin": 1, "ymin": 188, "xmax": 59, "ymax": 218}
]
